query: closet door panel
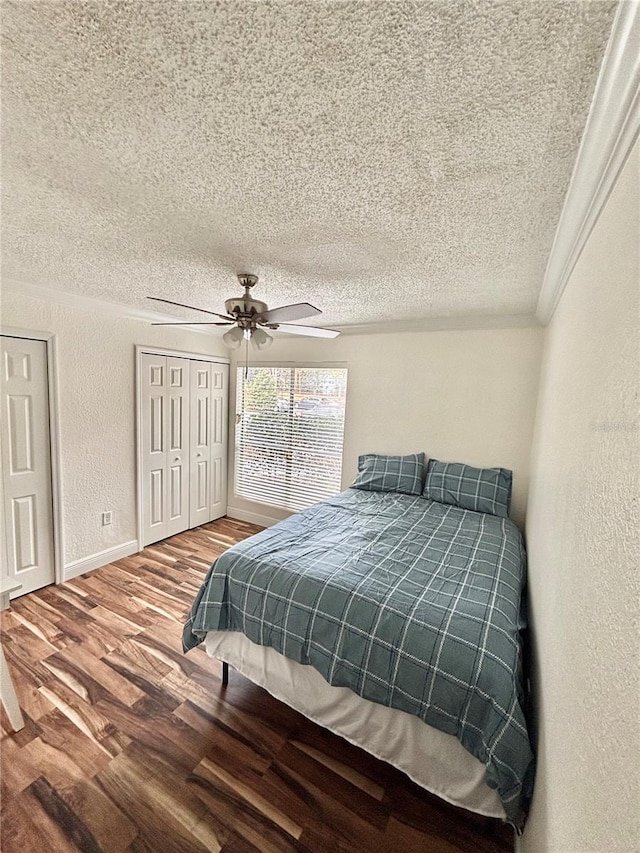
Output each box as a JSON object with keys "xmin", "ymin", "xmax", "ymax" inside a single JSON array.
[
  {"xmin": 189, "ymin": 362, "xmax": 212, "ymax": 528},
  {"xmin": 166, "ymin": 358, "xmax": 190, "ymax": 537},
  {"xmin": 210, "ymin": 364, "xmax": 228, "ymax": 520},
  {"xmin": 141, "ymin": 354, "xmax": 168, "ymax": 545},
  {"xmin": 149, "ymin": 469, "xmax": 164, "ymax": 526}
]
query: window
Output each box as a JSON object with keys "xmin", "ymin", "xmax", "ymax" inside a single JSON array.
[{"xmin": 235, "ymin": 366, "xmax": 348, "ymax": 511}]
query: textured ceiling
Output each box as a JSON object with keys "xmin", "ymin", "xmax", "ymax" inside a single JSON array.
[{"xmin": 1, "ymin": 1, "xmax": 617, "ymax": 331}]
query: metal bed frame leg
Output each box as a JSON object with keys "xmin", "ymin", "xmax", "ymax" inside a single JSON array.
[{"xmin": 221, "ymin": 661, "xmax": 229, "ymax": 687}]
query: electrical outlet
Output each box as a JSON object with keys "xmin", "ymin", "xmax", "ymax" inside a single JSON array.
[{"xmin": 102, "ymin": 511, "xmax": 113, "ymax": 526}]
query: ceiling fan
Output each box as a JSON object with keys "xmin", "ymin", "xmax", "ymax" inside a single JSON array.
[{"xmin": 148, "ymin": 273, "xmax": 340, "ymax": 351}]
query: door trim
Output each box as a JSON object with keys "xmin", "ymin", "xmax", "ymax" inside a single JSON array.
[
  {"xmin": 0, "ymin": 326, "xmax": 65, "ymax": 586},
  {"xmin": 135, "ymin": 346, "xmax": 230, "ymax": 551}
]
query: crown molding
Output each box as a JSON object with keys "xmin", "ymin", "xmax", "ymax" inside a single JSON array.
[
  {"xmin": 536, "ymin": 1, "xmax": 640, "ymax": 325},
  {"xmin": 1, "ymin": 278, "xmax": 222, "ymax": 335},
  {"xmin": 332, "ymin": 313, "xmax": 541, "ymax": 336}
]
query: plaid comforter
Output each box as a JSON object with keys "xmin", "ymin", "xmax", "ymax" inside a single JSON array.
[{"xmin": 183, "ymin": 489, "xmax": 534, "ymax": 828}]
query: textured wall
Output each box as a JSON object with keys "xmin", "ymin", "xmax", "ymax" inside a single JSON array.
[
  {"xmin": 1, "ymin": 291, "xmax": 226, "ymax": 565},
  {"xmin": 522, "ymin": 141, "xmax": 639, "ymax": 852},
  {"xmin": 228, "ymin": 325, "xmax": 544, "ymax": 529}
]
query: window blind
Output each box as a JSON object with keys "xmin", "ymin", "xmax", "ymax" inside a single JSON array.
[{"xmin": 235, "ymin": 366, "xmax": 348, "ymax": 511}]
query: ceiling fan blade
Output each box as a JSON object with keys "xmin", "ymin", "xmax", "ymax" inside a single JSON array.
[
  {"xmin": 147, "ymin": 296, "xmax": 232, "ymax": 321},
  {"xmin": 256, "ymin": 302, "xmax": 322, "ymax": 324},
  {"xmin": 276, "ymin": 324, "xmax": 340, "ymax": 338},
  {"xmin": 151, "ymin": 321, "xmax": 233, "ymax": 326}
]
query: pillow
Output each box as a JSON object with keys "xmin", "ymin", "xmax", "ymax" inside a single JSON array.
[
  {"xmin": 422, "ymin": 459, "xmax": 512, "ymax": 518},
  {"xmin": 352, "ymin": 452, "xmax": 425, "ymax": 496}
]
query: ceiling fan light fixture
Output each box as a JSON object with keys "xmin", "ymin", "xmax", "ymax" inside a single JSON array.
[
  {"xmin": 222, "ymin": 326, "xmax": 244, "ymax": 349},
  {"xmin": 250, "ymin": 327, "xmax": 273, "ymax": 351}
]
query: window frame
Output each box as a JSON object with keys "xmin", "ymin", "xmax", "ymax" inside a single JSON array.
[{"xmin": 232, "ymin": 361, "xmax": 348, "ymax": 512}]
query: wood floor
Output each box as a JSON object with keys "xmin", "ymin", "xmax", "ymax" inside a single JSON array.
[{"xmin": 1, "ymin": 517, "xmax": 514, "ymax": 853}]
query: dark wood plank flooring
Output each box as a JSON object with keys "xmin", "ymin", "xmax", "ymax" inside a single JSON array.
[{"xmin": 1, "ymin": 517, "xmax": 514, "ymax": 853}]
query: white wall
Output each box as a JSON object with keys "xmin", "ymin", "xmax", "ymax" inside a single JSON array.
[
  {"xmin": 522, "ymin": 142, "xmax": 639, "ymax": 852},
  {"xmin": 228, "ymin": 325, "xmax": 544, "ymax": 529},
  {"xmin": 1, "ymin": 290, "xmax": 226, "ymax": 570}
]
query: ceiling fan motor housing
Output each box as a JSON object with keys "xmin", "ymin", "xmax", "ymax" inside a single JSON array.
[
  {"xmin": 224, "ymin": 295, "xmax": 268, "ymax": 318},
  {"xmin": 225, "ymin": 273, "xmax": 269, "ymax": 322}
]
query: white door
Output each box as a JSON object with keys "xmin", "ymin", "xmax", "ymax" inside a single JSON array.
[
  {"xmin": 139, "ymin": 351, "xmax": 228, "ymax": 545},
  {"xmin": 0, "ymin": 336, "xmax": 55, "ymax": 598},
  {"xmin": 141, "ymin": 353, "xmax": 168, "ymax": 545},
  {"xmin": 189, "ymin": 361, "xmax": 212, "ymax": 527},
  {"xmin": 166, "ymin": 357, "xmax": 190, "ymax": 537},
  {"xmin": 210, "ymin": 363, "xmax": 228, "ymax": 520},
  {"xmin": 141, "ymin": 354, "xmax": 190, "ymax": 545}
]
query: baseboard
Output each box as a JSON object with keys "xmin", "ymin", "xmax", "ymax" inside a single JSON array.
[
  {"xmin": 225, "ymin": 505, "xmax": 290, "ymax": 529},
  {"xmin": 64, "ymin": 540, "xmax": 139, "ymax": 581}
]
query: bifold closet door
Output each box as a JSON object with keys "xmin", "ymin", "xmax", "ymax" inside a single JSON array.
[
  {"xmin": 166, "ymin": 358, "xmax": 190, "ymax": 537},
  {"xmin": 188, "ymin": 361, "xmax": 229, "ymax": 527},
  {"xmin": 189, "ymin": 361, "xmax": 213, "ymax": 528},
  {"xmin": 210, "ymin": 363, "xmax": 229, "ymax": 520},
  {"xmin": 140, "ymin": 354, "xmax": 189, "ymax": 545}
]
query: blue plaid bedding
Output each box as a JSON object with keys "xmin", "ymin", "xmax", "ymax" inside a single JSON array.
[{"xmin": 183, "ymin": 489, "xmax": 534, "ymax": 828}]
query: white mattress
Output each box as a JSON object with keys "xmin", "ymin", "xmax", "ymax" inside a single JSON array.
[{"xmin": 205, "ymin": 630, "xmax": 506, "ymax": 821}]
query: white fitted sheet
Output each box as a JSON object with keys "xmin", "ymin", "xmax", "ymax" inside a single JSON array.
[{"xmin": 205, "ymin": 630, "xmax": 506, "ymax": 821}]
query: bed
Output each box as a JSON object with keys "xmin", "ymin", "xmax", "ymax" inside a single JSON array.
[{"xmin": 183, "ymin": 483, "xmax": 535, "ymax": 831}]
